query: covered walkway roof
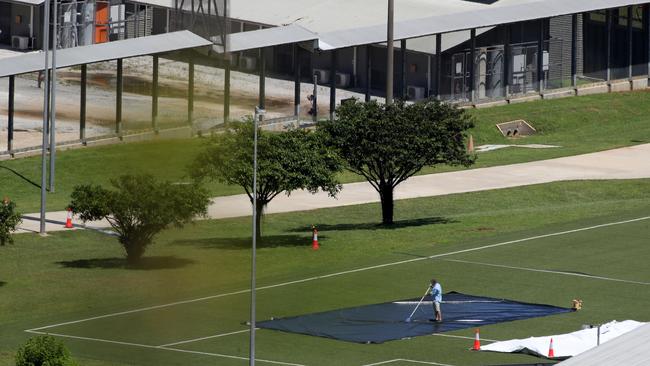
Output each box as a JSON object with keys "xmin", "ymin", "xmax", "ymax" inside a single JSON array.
[
  {"xmin": 558, "ymin": 323, "xmax": 650, "ymax": 365},
  {"xmin": 0, "ymin": 30, "xmax": 212, "ymax": 78},
  {"xmin": 224, "ymin": 0, "xmax": 648, "ymax": 52}
]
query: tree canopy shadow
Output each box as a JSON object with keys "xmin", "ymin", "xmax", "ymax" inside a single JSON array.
[
  {"xmin": 56, "ymin": 256, "xmax": 195, "ymax": 270},
  {"xmin": 289, "ymin": 217, "xmax": 457, "ymax": 232},
  {"xmin": 172, "ymin": 234, "xmax": 315, "ymax": 250},
  {"xmin": 0, "ymin": 281, "xmax": 6, "ymax": 287}
]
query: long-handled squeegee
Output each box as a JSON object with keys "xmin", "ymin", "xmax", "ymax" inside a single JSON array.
[{"xmin": 405, "ymin": 284, "xmax": 432, "ymax": 323}]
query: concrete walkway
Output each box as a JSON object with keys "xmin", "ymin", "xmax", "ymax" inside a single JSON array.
[{"xmin": 17, "ymin": 143, "xmax": 650, "ymax": 234}]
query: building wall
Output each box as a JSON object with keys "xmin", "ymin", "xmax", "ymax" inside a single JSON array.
[{"xmin": 0, "ymin": 3, "xmax": 11, "ymax": 44}]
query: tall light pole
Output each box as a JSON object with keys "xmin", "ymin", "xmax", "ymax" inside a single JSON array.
[
  {"xmin": 40, "ymin": 0, "xmax": 51, "ymax": 235},
  {"xmin": 250, "ymin": 106, "xmax": 262, "ymax": 366},
  {"xmin": 386, "ymin": 0, "xmax": 394, "ymax": 104},
  {"xmin": 49, "ymin": 0, "xmax": 57, "ymax": 192}
]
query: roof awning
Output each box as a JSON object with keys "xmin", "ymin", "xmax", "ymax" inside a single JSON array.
[
  {"xmin": 317, "ymin": 0, "xmax": 649, "ymax": 50},
  {"xmin": 0, "ymin": 31, "xmax": 212, "ymax": 78},
  {"xmin": 226, "ymin": 24, "xmax": 318, "ymax": 53},
  {"xmin": 2, "ymin": 0, "xmax": 44, "ymax": 5}
]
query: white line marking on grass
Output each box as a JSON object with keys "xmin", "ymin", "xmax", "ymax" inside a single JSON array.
[
  {"xmin": 432, "ymin": 333, "xmax": 498, "ymax": 342},
  {"xmin": 158, "ymin": 328, "xmax": 253, "ymax": 347},
  {"xmin": 26, "ymin": 330, "xmax": 304, "ymax": 366},
  {"xmin": 27, "ymin": 215, "xmax": 650, "ymax": 333},
  {"xmin": 445, "ymin": 259, "xmax": 650, "ymax": 285},
  {"xmin": 360, "ymin": 359, "xmax": 455, "ymax": 366}
]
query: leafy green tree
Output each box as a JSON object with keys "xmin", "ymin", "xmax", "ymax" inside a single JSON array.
[
  {"xmin": 319, "ymin": 99, "xmax": 474, "ymax": 225},
  {"xmin": 0, "ymin": 197, "xmax": 21, "ymax": 246},
  {"xmin": 15, "ymin": 335, "xmax": 76, "ymax": 366},
  {"xmin": 69, "ymin": 174, "xmax": 209, "ymax": 264},
  {"xmin": 191, "ymin": 120, "xmax": 341, "ymax": 240}
]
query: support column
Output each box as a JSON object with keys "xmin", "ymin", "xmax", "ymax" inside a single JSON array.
[
  {"xmin": 606, "ymin": 9, "xmax": 612, "ymax": 84},
  {"xmin": 645, "ymin": 5, "xmax": 650, "ymax": 86},
  {"xmin": 435, "ymin": 33, "xmax": 442, "ymax": 99},
  {"xmin": 401, "ymin": 39, "xmax": 407, "ymax": 99},
  {"xmin": 8, "ymin": 76, "xmax": 15, "ymax": 154},
  {"xmin": 571, "ymin": 14, "xmax": 578, "ymax": 88},
  {"xmin": 293, "ymin": 44, "xmax": 300, "ymax": 116},
  {"xmin": 365, "ymin": 45, "xmax": 372, "ymax": 102},
  {"xmin": 537, "ymin": 19, "xmax": 544, "ymax": 93},
  {"xmin": 469, "ymin": 29, "xmax": 476, "ymax": 102},
  {"xmin": 330, "ymin": 50, "xmax": 337, "ymax": 121},
  {"xmin": 188, "ymin": 59, "xmax": 194, "ymax": 127},
  {"xmin": 80, "ymin": 65, "xmax": 87, "ymax": 143},
  {"xmin": 152, "ymin": 55, "xmax": 159, "ymax": 132},
  {"xmin": 259, "ymin": 48, "xmax": 266, "ymax": 113},
  {"xmin": 224, "ymin": 62, "xmax": 230, "ymax": 124},
  {"xmin": 504, "ymin": 25, "xmax": 511, "ymax": 98},
  {"xmin": 116, "ymin": 59, "xmax": 123, "ymax": 135},
  {"xmin": 426, "ymin": 54, "xmax": 431, "ymax": 97},
  {"xmin": 628, "ymin": 6, "xmax": 634, "ymax": 81}
]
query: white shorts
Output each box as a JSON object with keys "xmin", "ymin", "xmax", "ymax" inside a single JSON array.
[{"xmin": 434, "ymin": 301, "xmax": 441, "ymax": 312}]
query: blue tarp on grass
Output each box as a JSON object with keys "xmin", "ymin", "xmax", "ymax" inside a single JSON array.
[{"xmin": 258, "ymin": 292, "xmax": 573, "ymax": 343}]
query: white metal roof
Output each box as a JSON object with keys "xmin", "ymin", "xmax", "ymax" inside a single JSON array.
[
  {"xmin": 558, "ymin": 323, "xmax": 650, "ymax": 366},
  {"xmin": 3, "ymin": 0, "xmax": 45, "ymax": 5},
  {"xmin": 227, "ymin": 24, "xmax": 317, "ymax": 53},
  {"xmin": 0, "ymin": 31, "xmax": 211, "ymax": 78}
]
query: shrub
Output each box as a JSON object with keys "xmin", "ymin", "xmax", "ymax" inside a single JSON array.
[
  {"xmin": 15, "ymin": 335, "xmax": 76, "ymax": 366},
  {"xmin": 0, "ymin": 197, "xmax": 22, "ymax": 246}
]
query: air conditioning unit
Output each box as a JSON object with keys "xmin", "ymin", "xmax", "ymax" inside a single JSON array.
[
  {"xmin": 407, "ymin": 85, "xmax": 426, "ymax": 100},
  {"xmin": 11, "ymin": 36, "xmax": 29, "ymax": 50},
  {"xmin": 240, "ymin": 56, "xmax": 257, "ymax": 71},
  {"xmin": 336, "ymin": 73, "xmax": 351, "ymax": 88},
  {"xmin": 313, "ymin": 69, "xmax": 330, "ymax": 84}
]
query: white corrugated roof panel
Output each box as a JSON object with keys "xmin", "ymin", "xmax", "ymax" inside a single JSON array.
[
  {"xmin": 558, "ymin": 323, "xmax": 650, "ymax": 366},
  {"xmin": 0, "ymin": 31, "xmax": 211, "ymax": 78},
  {"xmin": 226, "ymin": 24, "xmax": 317, "ymax": 53}
]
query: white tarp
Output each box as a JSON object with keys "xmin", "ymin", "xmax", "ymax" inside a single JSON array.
[{"xmin": 480, "ymin": 320, "xmax": 646, "ymax": 359}]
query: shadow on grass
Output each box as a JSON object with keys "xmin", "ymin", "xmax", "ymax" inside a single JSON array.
[
  {"xmin": 56, "ymin": 256, "xmax": 195, "ymax": 270},
  {"xmin": 0, "ymin": 165, "xmax": 42, "ymax": 189},
  {"xmin": 0, "ymin": 281, "xmax": 6, "ymax": 287},
  {"xmin": 289, "ymin": 217, "xmax": 457, "ymax": 232},
  {"xmin": 172, "ymin": 234, "xmax": 314, "ymax": 250}
]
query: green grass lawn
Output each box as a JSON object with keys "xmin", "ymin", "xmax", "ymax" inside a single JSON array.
[
  {"xmin": 3, "ymin": 90, "xmax": 650, "ymax": 213},
  {"xmin": 1, "ymin": 179, "xmax": 649, "ymax": 365}
]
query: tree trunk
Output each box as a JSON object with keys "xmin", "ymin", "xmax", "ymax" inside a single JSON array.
[
  {"xmin": 124, "ymin": 242, "xmax": 146, "ymax": 265},
  {"xmin": 379, "ymin": 184, "xmax": 394, "ymax": 226},
  {"xmin": 254, "ymin": 200, "xmax": 264, "ymax": 242}
]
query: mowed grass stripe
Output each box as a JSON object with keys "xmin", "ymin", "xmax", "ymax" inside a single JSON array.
[{"xmin": 27, "ymin": 215, "xmax": 650, "ymax": 334}]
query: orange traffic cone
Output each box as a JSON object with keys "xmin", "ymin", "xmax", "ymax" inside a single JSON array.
[
  {"xmin": 468, "ymin": 134, "xmax": 475, "ymax": 153},
  {"xmin": 65, "ymin": 208, "xmax": 73, "ymax": 229},
  {"xmin": 472, "ymin": 328, "xmax": 481, "ymax": 350},
  {"xmin": 311, "ymin": 225, "xmax": 319, "ymax": 250},
  {"xmin": 548, "ymin": 338, "xmax": 555, "ymax": 358}
]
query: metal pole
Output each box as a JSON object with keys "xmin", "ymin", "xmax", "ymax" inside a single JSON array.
[
  {"xmin": 249, "ymin": 107, "xmax": 259, "ymax": 366},
  {"xmin": 259, "ymin": 48, "xmax": 266, "ymax": 113},
  {"xmin": 629, "ymin": 6, "xmax": 634, "ymax": 81},
  {"xmin": 597, "ymin": 325, "xmax": 601, "ymax": 346},
  {"xmin": 330, "ymin": 50, "xmax": 337, "ymax": 121},
  {"xmin": 8, "ymin": 76, "xmax": 14, "ymax": 154},
  {"xmin": 646, "ymin": 5, "xmax": 650, "ymax": 86},
  {"xmin": 606, "ymin": 9, "xmax": 612, "ymax": 83},
  {"xmin": 40, "ymin": 0, "xmax": 51, "ymax": 235},
  {"xmin": 49, "ymin": 0, "xmax": 57, "ymax": 192},
  {"xmin": 116, "ymin": 58, "xmax": 123, "ymax": 135},
  {"xmin": 435, "ymin": 33, "xmax": 442, "ymax": 99},
  {"xmin": 365, "ymin": 45, "xmax": 372, "ymax": 102},
  {"xmin": 293, "ymin": 44, "xmax": 300, "ymax": 116},
  {"xmin": 188, "ymin": 59, "xmax": 194, "ymax": 127},
  {"xmin": 80, "ymin": 64, "xmax": 86, "ymax": 143},
  {"xmin": 537, "ymin": 19, "xmax": 544, "ymax": 93},
  {"xmin": 504, "ymin": 25, "xmax": 511, "ymax": 98},
  {"xmin": 152, "ymin": 55, "xmax": 159, "ymax": 132},
  {"xmin": 386, "ymin": 0, "xmax": 394, "ymax": 104},
  {"xmin": 224, "ymin": 62, "xmax": 231, "ymax": 124},
  {"xmin": 572, "ymin": 14, "xmax": 578, "ymax": 88},
  {"xmin": 470, "ymin": 28, "xmax": 476, "ymax": 102},
  {"xmin": 401, "ymin": 39, "xmax": 407, "ymax": 99},
  {"xmin": 312, "ymin": 73, "xmax": 318, "ymax": 122}
]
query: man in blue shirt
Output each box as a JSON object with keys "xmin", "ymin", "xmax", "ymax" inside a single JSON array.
[{"xmin": 430, "ymin": 278, "xmax": 443, "ymax": 322}]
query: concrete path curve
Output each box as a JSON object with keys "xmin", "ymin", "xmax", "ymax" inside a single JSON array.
[{"xmin": 17, "ymin": 143, "xmax": 650, "ymax": 234}]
